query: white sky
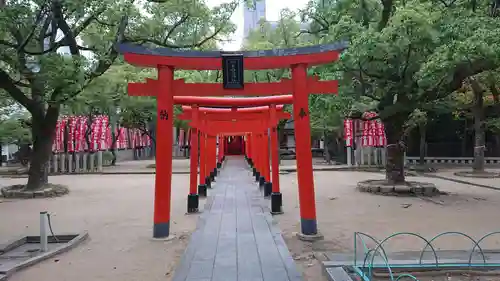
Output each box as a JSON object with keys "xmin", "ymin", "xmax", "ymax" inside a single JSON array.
[{"xmin": 205, "ymin": 0, "xmax": 309, "ymax": 50}]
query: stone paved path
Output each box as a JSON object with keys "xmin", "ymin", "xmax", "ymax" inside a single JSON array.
[{"xmin": 172, "ymin": 156, "xmax": 302, "ymax": 281}]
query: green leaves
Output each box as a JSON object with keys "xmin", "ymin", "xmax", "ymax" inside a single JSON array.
[
  {"xmin": 0, "ymin": 113, "xmax": 31, "ymax": 144},
  {"xmin": 0, "ymin": 0, "xmax": 237, "ymax": 111},
  {"xmin": 309, "ymin": 95, "xmax": 353, "ymax": 136},
  {"xmin": 0, "ymin": 0, "xmax": 239, "ymax": 154},
  {"xmin": 315, "ymin": 0, "xmax": 500, "ymax": 124}
]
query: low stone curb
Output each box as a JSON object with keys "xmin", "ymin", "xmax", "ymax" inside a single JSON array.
[
  {"xmin": 453, "ymin": 171, "xmax": 500, "ymax": 178},
  {"xmin": 0, "ymin": 171, "xmax": 190, "ymax": 178},
  {"xmin": 1, "ymin": 184, "xmax": 69, "ymax": 199},
  {"xmin": 280, "ymin": 166, "xmax": 384, "ymax": 173},
  {"xmin": 421, "ymin": 173, "xmax": 500, "ymax": 191},
  {"xmin": 357, "ymin": 180, "xmax": 439, "ymax": 196},
  {"xmin": 0, "ymin": 232, "xmax": 88, "ymax": 280}
]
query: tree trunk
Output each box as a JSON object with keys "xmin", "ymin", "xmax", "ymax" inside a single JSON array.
[
  {"xmin": 110, "ymin": 130, "xmax": 117, "ymax": 165},
  {"xmin": 0, "ymin": 142, "xmax": 3, "ymax": 167},
  {"xmin": 26, "ymin": 107, "xmax": 60, "ymax": 190},
  {"xmin": 110, "ymin": 123, "xmax": 117, "ymax": 166},
  {"xmin": 323, "ymin": 130, "xmax": 331, "ymax": 164},
  {"xmin": 470, "ymin": 78, "xmax": 485, "ymax": 173},
  {"xmin": 419, "ymin": 123, "xmax": 426, "ymax": 166},
  {"xmin": 335, "ymin": 137, "xmax": 345, "ymax": 163},
  {"xmin": 383, "ymin": 119, "xmax": 406, "ymax": 184},
  {"xmin": 472, "ymin": 114, "xmax": 485, "ymax": 172},
  {"xmin": 461, "ymin": 118, "xmax": 468, "ymax": 156},
  {"xmin": 489, "ymin": 81, "xmax": 500, "ymax": 156}
]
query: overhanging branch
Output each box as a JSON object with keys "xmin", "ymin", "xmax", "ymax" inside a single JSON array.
[
  {"xmin": 378, "ymin": 0, "xmax": 394, "ymax": 31},
  {"xmin": 58, "ymin": 14, "xmax": 129, "ymax": 104},
  {"xmin": 127, "ymin": 5, "xmax": 235, "ymax": 49},
  {"xmin": 427, "ymin": 58, "xmax": 498, "ymax": 101},
  {"xmin": 0, "ymin": 39, "xmax": 17, "ymax": 49},
  {"xmin": 52, "ymin": 0, "xmax": 79, "ymax": 55},
  {"xmin": 18, "ymin": 3, "xmax": 47, "ymax": 52},
  {"xmin": 163, "ymin": 14, "xmax": 190, "ymax": 44},
  {"xmin": 127, "ymin": 23, "xmax": 226, "ymax": 48},
  {"xmin": 0, "ymin": 69, "xmax": 35, "ymax": 112}
]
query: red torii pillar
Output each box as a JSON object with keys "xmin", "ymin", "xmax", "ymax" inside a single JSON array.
[
  {"xmin": 199, "ymin": 131, "xmax": 208, "ymax": 195},
  {"xmin": 188, "ymin": 106, "xmax": 200, "ymax": 213},
  {"xmin": 154, "ymin": 67, "xmax": 174, "ymax": 238},
  {"xmin": 207, "ymin": 134, "xmax": 217, "ymax": 182},
  {"xmin": 257, "ymin": 130, "xmax": 270, "ymax": 189},
  {"xmin": 262, "ymin": 129, "xmax": 272, "ymax": 194},
  {"xmin": 245, "ymin": 134, "xmax": 251, "ymax": 161},
  {"xmin": 251, "ymin": 133, "xmax": 260, "ymax": 181},
  {"xmin": 291, "ymin": 64, "xmax": 319, "ymax": 237},
  {"xmin": 218, "ymin": 136, "xmax": 225, "ymax": 166},
  {"xmin": 269, "ymin": 105, "xmax": 283, "ymax": 214},
  {"xmin": 203, "ymin": 133, "xmax": 214, "ymax": 188}
]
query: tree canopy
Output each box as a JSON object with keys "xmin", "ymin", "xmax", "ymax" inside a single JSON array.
[
  {"xmin": 0, "ymin": 0, "xmax": 237, "ymax": 189},
  {"xmin": 300, "ymin": 0, "xmax": 500, "ymax": 181}
]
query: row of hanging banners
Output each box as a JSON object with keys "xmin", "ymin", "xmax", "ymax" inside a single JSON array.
[
  {"xmin": 344, "ymin": 112, "xmax": 387, "ymax": 147},
  {"xmin": 344, "ymin": 112, "xmax": 388, "ymax": 166},
  {"xmin": 51, "ymin": 111, "xmax": 387, "ymax": 153},
  {"xmin": 52, "ymin": 115, "xmax": 152, "ymax": 153}
]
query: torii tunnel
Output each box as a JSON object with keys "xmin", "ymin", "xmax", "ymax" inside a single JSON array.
[
  {"xmin": 118, "ymin": 42, "xmax": 345, "ymax": 239},
  {"xmin": 177, "ymin": 103, "xmax": 291, "ymax": 212}
]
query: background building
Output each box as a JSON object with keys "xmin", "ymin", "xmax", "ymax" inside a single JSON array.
[{"xmin": 243, "ymin": 0, "xmax": 267, "ymax": 39}]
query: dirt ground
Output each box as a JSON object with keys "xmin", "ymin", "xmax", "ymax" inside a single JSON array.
[
  {"xmin": 2, "ymin": 170, "xmax": 500, "ymax": 281},
  {"xmin": 276, "ymin": 171, "xmax": 500, "ymax": 281},
  {"xmin": 0, "ymin": 174, "xmax": 198, "ymax": 281},
  {"xmin": 434, "ymin": 168, "xmax": 500, "ymax": 189}
]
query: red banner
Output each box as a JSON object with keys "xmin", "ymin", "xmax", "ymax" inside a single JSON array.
[
  {"xmin": 51, "ymin": 116, "xmax": 152, "ymax": 152},
  {"xmin": 98, "ymin": 116, "xmax": 109, "ymax": 151},
  {"xmin": 79, "ymin": 117, "xmax": 88, "ymax": 152},
  {"xmin": 344, "ymin": 112, "xmax": 386, "ymax": 147},
  {"xmin": 59, "ymin": 118, "xmax": 67, "ymax": 152},
  {"xmin": 67, "ymin": 117, "xmax": 76, "ymax": 152},
  {"xmin": 344, "ymin": 119, "xmax": 353, "ymax": 147},
  {"xmin": 53, "ymin": 120, "xmax": 62, "ymax": 153},
  {"xmin": 106, "ymin": 123, "xmax": 112, "ymax": 150}
]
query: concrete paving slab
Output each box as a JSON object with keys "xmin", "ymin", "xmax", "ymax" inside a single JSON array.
[{"xmin": 171, "ymin": 157, "xmax": 303, "ymax": 281}]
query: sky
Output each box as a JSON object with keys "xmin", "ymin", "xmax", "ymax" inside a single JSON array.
[{"xmin": 205, "ymin": 0, "xmax": 309, "ymax": 50}]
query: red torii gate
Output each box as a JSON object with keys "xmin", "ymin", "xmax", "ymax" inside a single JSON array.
[
  {"xmin": 178, "ymin": 105, "xmax": 291, "ymax": 213},
  {"xmin": 119, "ymin": 42, "xmax": 344, "ymax": 239}
]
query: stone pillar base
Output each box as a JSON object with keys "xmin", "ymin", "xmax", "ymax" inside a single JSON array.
[
  {"xmin": 187, "ymin": 194, "xmax": 199, "ymax": 213},
  {"xmin": 259, "ymin": 176, "xmax": 266, "ymax": 188},
  {"xmin": 264, "ymin": 182, "xmax": 272, "ymax": 197},
  {"xmin": 205, "ymin": 177, "xmax": 212, "ymax": 188},
  {"xmin": 198, "ymin": 185, "xmax": 207, "ymax": 197},
  {"xmin": 271, "ymin": 192, "xmax": 283, "ymax": 214}
]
